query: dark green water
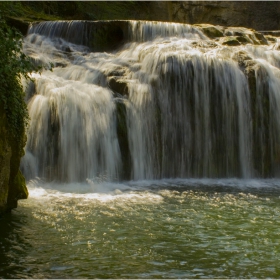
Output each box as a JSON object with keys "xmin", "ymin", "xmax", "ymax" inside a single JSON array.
[{"xmin": 1, "ymin": 178, "xmax": 280, "ymax": 278}]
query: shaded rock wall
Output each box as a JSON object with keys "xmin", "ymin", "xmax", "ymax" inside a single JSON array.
[
  {"xmin": 6, "ymin": 2, "xmax": 280, "ymax": 35},
  {"xmin": 170, "ymin": 1, "xmax": 280, "ymax": 31},
  {"xmin": 0, "ymin": 104, "xmax": 28, "ymax": 215}
]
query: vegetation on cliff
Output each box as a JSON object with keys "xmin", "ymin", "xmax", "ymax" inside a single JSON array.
[
  {"xmin": 0, "ymin": 6, "xmax": 37, "ymax": 213},
  {"xmin": 0, "ymin": 17, "xmax": 31, "ymax": 139},
  {"xmin": 2, "ymin": 1, "xmax": 280, "ymax": 33},
  {"xmin": 1, "ymin": 1, "xmax": 167, "ymax": 27}
]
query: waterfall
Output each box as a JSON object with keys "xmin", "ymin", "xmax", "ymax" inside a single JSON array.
[
  {"xmin": 27, "ymin": 20, "xmax": 92, "ymax": 46},
  {"xmin": 21, "ymin": 20, "xmax": 280, "ymax": 182}
]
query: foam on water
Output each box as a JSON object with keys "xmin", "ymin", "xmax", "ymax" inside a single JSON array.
[{"xmin": 26, "ymin": 177, "xmax": 280, "ymax": 203}]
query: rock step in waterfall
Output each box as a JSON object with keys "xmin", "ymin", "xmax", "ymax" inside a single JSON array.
[{"xmin": 21, "ymin": 20, "xmax": 280, "ymax": 182}]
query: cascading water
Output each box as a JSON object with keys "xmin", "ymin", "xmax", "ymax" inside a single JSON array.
[
  {"xmin": 21, "ymin": 20, "xmax": 280, "ymax": 182},
  {"xmin": 4, "ymin": 20, "xmax": 280, "ymax": 280}
]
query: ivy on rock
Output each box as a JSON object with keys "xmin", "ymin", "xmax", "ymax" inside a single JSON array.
[{"xmin": 0, "ymin": 14, "xmax": 35, "ymax": 143}]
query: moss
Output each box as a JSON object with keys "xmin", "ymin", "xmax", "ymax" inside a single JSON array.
[
  {"xmin": 236, "ymin": 35, "xmax": 250, "ymax": 44},
  {"xmin": 2, "ymin": 1, "xmax": 168, "ymax": 24},
  {"xmin": 194, "ymin": 24, "xmax": 224, "ymax": 38},
  {"xmin": 220, "ymin": 36, "xmax": 241, "ymax": 46},
  {"xmin": 233, "ymin": 51, "xmax": 253, "ymax": 69},
  {"xmin": 265, "ymin": 35, "xmax": 277, "ymax": 43},
  {"xmin": 7, "ymin": 170, "xmax": 28, "ymax": 211},
  {"xmin": 254, "ymin": 32, "xmax": 268, "ymax": 45},
  {"xmin": 0, "ymin": 102, "xmax": 28, "ymax": 214},
  {"xmin": 6, "ymin": 128, "xmax": 28, "ymax": 211}
]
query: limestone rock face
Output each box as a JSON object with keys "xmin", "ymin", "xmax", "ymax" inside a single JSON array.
[
  {"xmin": 170, "ymin": 1, "xmax": 280, "ymax": 31},
  {"xmin": 0, "ymin": 105, "xmax": 28, "ymax": 215}
]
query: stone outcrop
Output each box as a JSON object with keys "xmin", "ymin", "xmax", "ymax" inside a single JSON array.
[
  {"xmin": 0, "ymin": 104, "xmax": 28, "ymax": 214},
  {"xmin": 5, "ymin": 2, "xmax": 280, "ymax": 36},
  {"xmin": 170, "ymin": 1, "xmax": 280, "ymax": 31},
  {"xmin": 194, "ymin": 24, "xmax": 269, "ymax": 46}
]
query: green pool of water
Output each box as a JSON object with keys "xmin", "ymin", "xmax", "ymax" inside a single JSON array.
[{"xmin": 1, "ymin": 178, "xmax": 280, "ymax": 278}]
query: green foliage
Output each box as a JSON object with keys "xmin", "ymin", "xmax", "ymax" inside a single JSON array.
[
  {"xmin": 0, "ymin": 1, "xmax": 22, "ymax": 18},
  {"xmin": 0, "ymin": 14, "xmax": 34, "ymax": 142},
  {"xmin": 0, "ymin": 1, "xmax": 151, "ymax": 23}
]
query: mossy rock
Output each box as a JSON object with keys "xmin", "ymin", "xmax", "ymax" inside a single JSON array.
[
  {"xmin": 106, "ymin": 66, "xmax": 127, "ymax": 77},
  {"xmin": 223, "ymin": 27, "xmax": 268, "ymax": 45},
  {"xmin": 236, "ymin": 35, "xmax": 250, "ymax": 44},
  {"xmin": 7, "ymin": 170, "xmax": 28, "ymax": 210},
  {"xmin": 261, "ymin": 31, "xmax": 280, "ymax": 37},
  {"xmin": 191, "ymin": 40, "xmax": 218, "ymax": 49},
  {"xmin": 224, "ymin": 27, "xmax": 251, "ymax": 37},
  {"xmin": 265, "ymin": 35, "xmax": 277, "ymax": 43},
  {"xmin": 0, "ymin": 104, "xmax": 28, "ymax": 214},
  {"xmin": 232, "ymin": 50, "xmax": 253, "ymax": 69},
  {"xmin": 220, "ymin": 36, "xmax": 240, "ymax": 46},
  {"xmin": 6, "ymin": 128, "xmax": 28, "ymax": 211},
  {"xmin": 254, "ymin": 32, "xmax": 268, "ymax": 45},
  {"xmin": 194, "ymin": 24, "xmax": 224, "ymax": 38}
]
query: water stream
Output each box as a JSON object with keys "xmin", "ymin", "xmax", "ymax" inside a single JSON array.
[
  {"xmin": 21, "ymin": 20, "xmax": 280, "ymax": 181},
  {"xmin": 1, "ymin": 20, "xmax": 280, "ymax": 278},
  {"xmin": 1, "ymin": 178, "xmax": 280, "ymax": 278}
]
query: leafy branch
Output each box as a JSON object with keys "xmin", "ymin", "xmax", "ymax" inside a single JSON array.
[{"xmin": 0, "ymin": 14, "xmax": 37, "ymax": 143}]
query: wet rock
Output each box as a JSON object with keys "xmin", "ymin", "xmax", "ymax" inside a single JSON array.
[
  {"xmin": 232, "ymin": 50, "xmax": 253, "ymax": 69},
  {"xmin": 63, "ymin": 46, "xmax": 72, "ymax": 53},
  {"xmin": 236, "ymin": 36, "xmax": 250, "ymax": 44},
  {"xmin": 261, "ymin": 31, "xmax": 280, "ymax": 37},
  {"xmin": 171, "ymin": 1, "xmax": 280, "ymax": 31},
  {"xmin": 89, "ymin": 21, "xmax": 128, "ymax": 52},
  {"xmin": 0, "ymin": 104, "xmax": 28, "ymax": 214},
  {"xmin": 23, "ymin": 79, "xmax": 36, "ymax": 102},
  {"xmin": 254, "ymin": 32, "xmax": 268, "ymax": 45},
  {"xmin": 194, "ymin": 24, "xmax": 224, "ymax": 38},
  {"xmin": 223, "ymin": 27, "xmax": 268, "ymax": 45},
  {"xmin": 7, "ymin": 170, "xmax": 28, "ymax": 210},
  {"xmin": 265, "ymin": 35, "xmax": 277, "ymax": 43},
  {"xmin": 272, "ymin": 42, "xmax": 280, "ymax": 50},
  {"xmin": 220, "ymin": 36, "xmax": 240, "ymax": 46},
  {"xmin": 191, "ymin": 40, "xmax": 218, "ymax": 49},
  {"xmin": 106, "ymin": 66, "xmax": 127, "ymax": 77},
  {"xmin": 55, "ymin": 62, "xmax": 68, "ymax": 68},
  {"xmin": 108, "ymin": 76, "xmax": 129, "ymax": 96},
  {"xmin": 224, "ymin": 27, "xmax": 250, "ymax": 37},
  {"xmin": 115, "ymin": 99, "xmax": 131, "ymax": 180}
]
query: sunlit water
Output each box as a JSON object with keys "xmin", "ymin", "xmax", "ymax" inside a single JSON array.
[
  {"xmin": 3, "ymin": 20, "xmax": 280, "ymax": 278},
  {"xmin": 22, "ymin": 21, "xmax": 280, "ymax": 180},
  {"xmin": 1, "ymin": 179, "xmax": 280, "ymax": 278}
]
